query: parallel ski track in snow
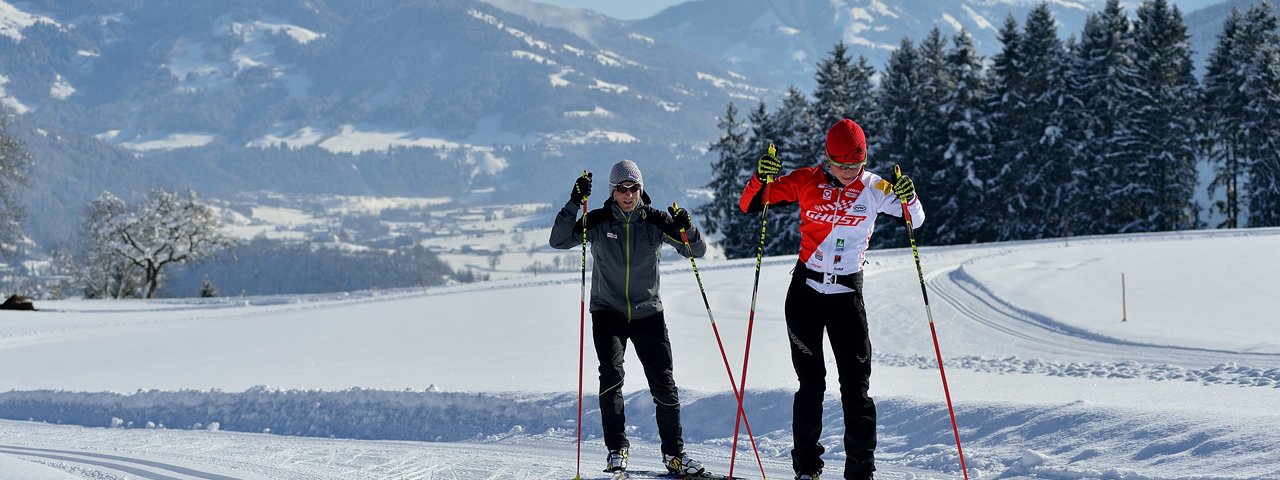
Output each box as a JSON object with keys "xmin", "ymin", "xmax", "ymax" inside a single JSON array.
[
  {"xmin": 0, "ymin": 445, "xmax": 244, "ymax": 480},
  {"xmin": 914, "ymin": 231, "xmax": 1280, "ymax": 378}
]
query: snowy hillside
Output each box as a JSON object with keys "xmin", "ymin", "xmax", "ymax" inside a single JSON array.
[{"xmin": 0, "ymin": 228, "xmax": 1278, "ymax": 479}]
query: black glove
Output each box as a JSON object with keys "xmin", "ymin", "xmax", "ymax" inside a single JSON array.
[
  {"xmin": 892, "ymin": 170, "xmax": 916, "ymax": 202},
  {"xmin": 570, "ymin": 172, "xmax": 592, "ymax": 205},
  {"xmin": 668, "ymin": 204, "xmax": 692, "ymax": 231},
  {"xmin": 757, "ymin": 153, "xmax": 781, "ymax": 181}
]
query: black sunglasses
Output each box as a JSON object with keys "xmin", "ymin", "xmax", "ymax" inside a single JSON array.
[{"xmin": 612, "ymin": 183, "xmax": 642, "ymax": 194}]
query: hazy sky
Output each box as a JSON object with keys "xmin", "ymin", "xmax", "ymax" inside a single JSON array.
[{"xmin": 536, "ymin": 0, "xmax": 1225, "ymax": 21}]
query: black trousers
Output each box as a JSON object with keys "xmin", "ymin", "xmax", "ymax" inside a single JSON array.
[
  {"xmin": 785, "ymin": 272, "xmax": 876, "ymax": 479},
  {"xmin": 592, "ymin": 309, "xmax": 684, "ymax": 456}
]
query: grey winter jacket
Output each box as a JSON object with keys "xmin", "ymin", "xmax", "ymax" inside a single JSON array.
[{"xmin": 549, "ymin": 197, "xmax": 706, "ymax": 320}]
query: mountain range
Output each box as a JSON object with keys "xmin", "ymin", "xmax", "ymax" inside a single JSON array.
[{"xmin": 0, "ymin": 0, "xmax": 1264, "ymax": 247}]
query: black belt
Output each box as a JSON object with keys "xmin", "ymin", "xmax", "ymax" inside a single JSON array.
[{"xmin": 793, "ymin": 260, "xmax": 863, "ymax": 291}]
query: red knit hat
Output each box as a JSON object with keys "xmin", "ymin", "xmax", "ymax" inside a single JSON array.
[{"xmin": 825, "ymin": 119, "xmax": 867, "ymax": 164}]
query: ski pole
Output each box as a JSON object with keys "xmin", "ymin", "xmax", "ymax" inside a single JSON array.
[
  {"xmin": 574, "ymin": 170, "xmax": 589, "ymax": 480},
  {"xmin": 672, "ymin": 203, "xmax": 768, "ymax": 479},
  {"xmin": 731, "ymin": 143, "xmax": 775, "ymax": 479},
  {"xmin": 894, "ymin": 164, "xmax": 970, "ymax": 480}
]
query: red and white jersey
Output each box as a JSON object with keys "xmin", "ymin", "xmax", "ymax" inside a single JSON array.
[{"xmin": 739, "ymin": 165, "xmax": 925, "ymax": 293}]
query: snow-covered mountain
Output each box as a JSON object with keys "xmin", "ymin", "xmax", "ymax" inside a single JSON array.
[
  {"xmin": 630, "ymin": 0, "xmax": 1107, "ymax": 92},
  {"xmin": 631, "ymin": 0, "xmax": 1272, "ymax": 92},
  {"xmin": 0, "ymin": 0, "xmax": 760, "ymax": 243},
  {"xmin": 0, "ymin": 0, "xmax": 1257, "ymax": 247}
]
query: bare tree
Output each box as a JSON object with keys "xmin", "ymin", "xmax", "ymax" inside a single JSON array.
[
  {"xmin": 83, "ymin": 188, "xmax": 235, "ymax": 298},
  {"xmin": 80, "ymin": 193, "xmax": 144, "ymax": 298},
  {"xmin": 0, "ymin": 116, "xmax": 33, "ymax": 258}
]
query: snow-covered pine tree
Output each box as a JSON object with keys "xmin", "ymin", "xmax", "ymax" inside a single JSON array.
[
  {"xmin": 812, "ymin": 42, "xmax": 855, "ymax": 134},
  {"xmin": 1203, "ymin": 8, "xmax": 1247, "ymax": 228},
  {"xmin": 982, "ymin": 14, "xmax": 1025, "ymax": 242},
  {"xmin": 1070, "ymin": 0, "xmax": 1142, "ymax": 235},
  {"xmin": 1129, "ymin": 0, "xmax": 1200, "ymax": 232},
  {"xmin": 1237, "ymin": 2, "xmax": 1280, "ymax": 227},
  {"xmin": 1006, "ymin": 4, "xmax": 1075, "ymax": 241},
  {"xmin": 698, "ymin": 102, "xmax": 757, "ymax": 259},
  {"xmin": 848, "ymin": 56, "xmax": 880, "ymax": 153},
  {"xmin": 877, "ymin": 37, "xmax": 922, "ymax": 175},
  {"xmin": 873, "ymin": 37, "xmax": 923, "ymax": 248},
  {"xmin": 935, "ymin": 29, "xmax": 992, "ymax": 245},
  {"xmin": 905, "ymin": 28, "xmax": 954, "ymax": 246}
]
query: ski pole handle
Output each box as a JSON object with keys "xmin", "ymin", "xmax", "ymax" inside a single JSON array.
[
  {"xmin": 894, "ymin": 164, "xmax": 913, "ymax": 224},
  {"xmin": 673, "ymin": 201, "xmax": 694, "ymax": 256},
  {"xmin": 766, "ymin": 143, "xmax": 776, "ymax": 183}
]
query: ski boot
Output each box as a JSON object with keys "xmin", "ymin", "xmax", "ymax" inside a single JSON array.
[
  {"xmin": 664, "ymin": 452, "xmax": 705, "ymax": 476},
  {"xmin": 604, "ymin": 448, "xmax": 629, "ymax": 473}
]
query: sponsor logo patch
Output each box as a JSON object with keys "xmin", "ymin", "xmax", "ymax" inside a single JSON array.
[{"xmin": 805, "ymin": 211, "xmax": 868, "ymax": 226}]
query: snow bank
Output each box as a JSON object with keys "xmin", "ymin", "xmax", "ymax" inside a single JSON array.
[{"xmin": 2, "ymin": 387, "xmax": 1276, "ymax": 478}]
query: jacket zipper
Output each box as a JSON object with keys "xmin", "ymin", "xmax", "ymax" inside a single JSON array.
[{"xmin": 624, "ymin": 216, "xmax": 632, "ymax": 322}]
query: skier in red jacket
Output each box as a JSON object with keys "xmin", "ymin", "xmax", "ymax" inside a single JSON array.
[{"xmin": 739, "ymin": 119, "xmax": 923, "ymax": 480}]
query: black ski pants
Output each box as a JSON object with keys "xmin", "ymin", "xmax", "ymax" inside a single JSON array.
[
  {"xmin": 785, "ymin": 271, "xmax": 876, "ymax": 479},
  {"xmin": 592, "ymin": 309, "xmax": 684, "ymax": 457}
]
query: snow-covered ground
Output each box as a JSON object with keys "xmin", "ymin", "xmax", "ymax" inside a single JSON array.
[{"xmin": 1, "ymin": 228, "xmax": 1277, "ymax": 479}]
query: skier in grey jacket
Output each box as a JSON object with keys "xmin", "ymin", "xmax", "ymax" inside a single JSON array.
[{"xmin": 549, "ymin": 160, "xmax": 709, "ymax": 476}]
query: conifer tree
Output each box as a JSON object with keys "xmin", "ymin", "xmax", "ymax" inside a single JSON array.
[
  {"xmin": 1129, "ymin": 0, "xmax": 1200, "ymax": 231},
  {"xmin": 982, "ymin": 14, "xmax": 1025, "ymax": 241},
  {"xmin": 812, "ymin": 42, "xmax": 855, "ymax": 132},
  {"xmin": 877, "ymin": 37, "xmax": 922, "ymax": 174},
  {"xmin": 935, "ymin": 30, "xmax": 992, "ymax": 244},
  {"xmin": 1006, "ymin": 4, "xmax": 1075, "ymax": 240},
  {"xmin": 873, "ymin": 37, "xmax": 924, "ymax": 248},
  {"xmin": 848, "ymin": 56, "xmax": 880, "ymax": 153},
  {"xmin": 1203, "ymin": 8, "xmax": 1247, "ymax": 228},
  {"xmin": 1070, "ymin": 0, "xmax": 1142, "ymax": 235},
  {"xmin": 699, "ymin": 102, "xmax": 756, "ymax": 258},
  {"xmin": 891, "ymin": 28, "xmax": 954, "ymax": 247},
  {"xmin": 915, "ymin": 27, "xmax": 954, "ymax": 172},
  {"xmin": 1238, "ymin": 2, "xmax": 1280, "ymax": 226}
]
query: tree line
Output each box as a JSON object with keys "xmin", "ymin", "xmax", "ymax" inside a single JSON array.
[{"xmin": 700, "ymin": 0, "xmax": 1280, "ymax": 258}]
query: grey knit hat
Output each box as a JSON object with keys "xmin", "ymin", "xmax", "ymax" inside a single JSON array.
[{"xmin": 609, "ymin": 159, "xmax": 643, "ymax": 185}]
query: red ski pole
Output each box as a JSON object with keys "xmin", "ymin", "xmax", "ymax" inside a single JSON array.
[
  {"xmin": 672, "ymin": 203, "xmax": 767, "ymax": 479},
  {"xmin": 893, "ymin": 164, "xmax": 970, "ymax": 480},
  {"xmin": 731, "ymin": 144, "xmax": 775, "ymax": 480},
  {"xmin": 574, "ymin": 170, "xmax": 589, "ymax": 480}
]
